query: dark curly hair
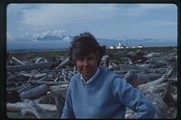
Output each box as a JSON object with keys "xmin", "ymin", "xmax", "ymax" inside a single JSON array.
[{"xmin": 69, "ymin": 32, "xmax": 106, "ymax": 66}]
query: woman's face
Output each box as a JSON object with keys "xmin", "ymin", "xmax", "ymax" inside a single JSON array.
[{"xmin": 75, "ymin": 53, "xmax": 98, "ymax": 80}]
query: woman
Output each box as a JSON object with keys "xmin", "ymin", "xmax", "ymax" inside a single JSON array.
[{"xmin": 61, "ymin": 32, "xmax": 156, "ymax": 119}]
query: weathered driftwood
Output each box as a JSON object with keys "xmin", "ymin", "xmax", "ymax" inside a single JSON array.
[
  {"xmin": 125, "ymin": 107, "xmax": 136, "ymax": 119},
  {"xmin": 108, "ymin": 62, "xmax": 120, "ymax": 70},
  {"xmin": 19, "ymin": 84, "xmax": 49, "ymax": 99},
  {"xmin": 24, "ymin": 71, "xmax": 34, "ymax": 85},
  {"xmin": 143, "ymin": 67, "xmax": 168, "ymax": 74},
  {"xmin": 147, "ymin": 93, "xmax": 169, "ymax": 119},
  {"xmin": 33, "ymin": 57, "xmax": 48, "ymax": 63},
  {"xmin": 38, "ymin": 89, "xmax": 66, "ymax": 104},
  {"xmin": 29, "ymin": 80, "xmax": 68, "ymax": 86},
  {"xmin": 38, "ymin": 90, "xmax": 66, "ymax": 117},
  {"xmin": 101, "ymin": 55, "xmax": 109, "ymax": 68},
  {"xmin": 138, "ymin": 66, "xmax": 174, "ymax": 88},
  {"xmin": 38, "ymin": 76, "xmax": 49, "ymax": 81},
  {"xmin": 55, "ymin": 56, "xmax": 70, "ymax": 70},
  {"xmin": 137, "ymin": 66, "xmax": 177, "ymax": 118},
  {"xmin": 7, "ymin": 60, "xmax": 60, "ymax": 72},
  {"xmin": 124, "ymin": 71, "xmax": 149, "ymax": 87},
  {"xmin": 38, "ymin": 69, "xmax": 63, "ymax": 73},
  {"xmin": 137, "ymin": 81, "xmax": 172, "ymax": 118},
  {"xmin": 146, "ymin": 60, "xmax": 168, "ymax": 68},
  {"xmin": 20, "ymin": 72, "xmax": 47, "ymax": 79},
  {"xmin": 115, "ymin": 64, "xmax": 146, "ymax": 73},
  {"xmin": 144, "ymin": 52, "xmax": 161, "ymax": 58},
  {"xmin": 6, "ymin": 48, "xmax": 177, "ymax": 119},
  {"xmin": 138, "ymin": 67, "xmax": 174, "ymax": 94},
  {"xmin": 124, "ymin": 71, "xmax": 163, "ymax": 87},
  {"xmin": 7, "ymin": 85, "xmax": 24, "ymax": 92},
  {"xmin": 20, "ymin": 100, "xmax": 57, "ymax": 118},
  {"xmin": 12, "ymin": 56, "xmax": 25, "ymax": 65},
  {"xmin": 7, "ymin": 102, "xmax": 57, "ymax": 112},
  {"xmin": 17, "ymin": 85, "xmax": 33, "ymax": 94},
  {"xmin": 50, "ymin": 84, "xmax": 68, "ymax": 92},
  {"xmin": 7, "ymin": 112, "xmax": 36, "ymax": 118},
  {"xmin": 126, "ymin": 50, "xmax": 148, "ymax": 64},
  {"xmin": 6, "ymin": 73, "xmax": 15, "ymax": 82},
  {"xmin": 53, "ymin": 93, "xmax": 65, "ymax": 117}
]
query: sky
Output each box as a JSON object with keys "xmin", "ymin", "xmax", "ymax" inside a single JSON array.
[{"xmin": 6, "ymin": 3, "xmax": 178, "ymax": 50}]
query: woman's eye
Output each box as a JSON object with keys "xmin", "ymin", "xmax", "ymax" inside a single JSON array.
[{"xmin": 77, "ymin": 57, "xmax": 84, "ymax": 61}]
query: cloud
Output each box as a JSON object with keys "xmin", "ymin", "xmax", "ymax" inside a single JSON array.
[
  {"xmin": 19, "ymin": 4, "xmax": 131, "ymax": 26},
  {"xmin": 116, "ymin": 4, "xmax": 174, "ymax": 16},
  {"xmin": 21, "ymin": 4, "xmax": 94, "ymax": 26},
  {"xmin": 139, "ymin": 4, "xmax": 170, "ymax": 9},
  {"xmin": 140, "ymin": 20, "xmax": 177, "ymax": 28},
  {"xmin": 157, "ymin": 22, "xmax": 177, "ymax": 26}
]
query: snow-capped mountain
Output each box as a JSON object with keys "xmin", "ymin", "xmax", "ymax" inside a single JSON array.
[{"xmin": 35, "ymin": 35, "xmax": 73, "ymax": 42}]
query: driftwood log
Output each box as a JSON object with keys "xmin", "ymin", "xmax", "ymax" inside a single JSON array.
[
  {"xmin": 19, "ymin": 84, "xmax": 49, "ymax": 100},
  {"xmin": 20, "ymin": 100, "xmax": 57, "ymax": 118},
  {"xmin": 11, "ymin": 56, "xmax": 25, "ymax": 65},
  {"xmin": 137, "ymin": 66, "xmax": 177, "ymax": 118},
  {"xmin": 7, "ymin": 102, "xmax": 57, "ymax": 112},
  {"xmin": 29, "ymin": 80, "xmax": 68, "ymax": 86},
  {"xmin": 7, "ymin": 56, "xmax": 70, "ymax": 72},
  {"xmin": 7, "ymin": 61, "xmax": 60, "ymax": 72}
]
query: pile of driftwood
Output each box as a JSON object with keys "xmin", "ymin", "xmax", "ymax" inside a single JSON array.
[
  {"xmin": 6, "ymin": 47, "xmax": 177, "ymax": 119},
  {"xmin": 6, "ymin": 55, "xmax": 73, "ymax": 118}
]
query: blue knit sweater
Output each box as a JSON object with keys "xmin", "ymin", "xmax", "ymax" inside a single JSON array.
[{"xmin": 61, "ymin": 68, "xmax": 156, "ymax": 119}]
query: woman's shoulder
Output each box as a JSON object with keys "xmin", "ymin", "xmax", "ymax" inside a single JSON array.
[{"xmin": 69, "ymin": 72, "xmax": 81, "ymax": 82}]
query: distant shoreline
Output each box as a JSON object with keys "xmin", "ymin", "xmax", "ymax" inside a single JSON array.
[
  {"xmin": 7, "ymin": 48, "xmax": 69, "ymax": 53},
  {"xmin": 7, "ymin": 46, "xmax": 177, "ymax": 53}
]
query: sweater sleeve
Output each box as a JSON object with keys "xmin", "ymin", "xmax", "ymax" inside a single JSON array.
[
  {"xmin": 111, "ymin": 76, "xmax": 156, "ymax": 119},
  {"xmin": 61, "ymin": 83, "xmax": 75, "ymax": 119}
]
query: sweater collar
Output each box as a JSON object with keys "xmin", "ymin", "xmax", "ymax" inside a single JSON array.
[{"xmin": 81, "ymin": 67, "xmax": 100, "ymax": 84}]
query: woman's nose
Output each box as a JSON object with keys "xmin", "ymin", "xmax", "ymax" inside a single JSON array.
[{"xmin": 83, "ymin": 60, "xmax": 88, "ymax": 66}]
